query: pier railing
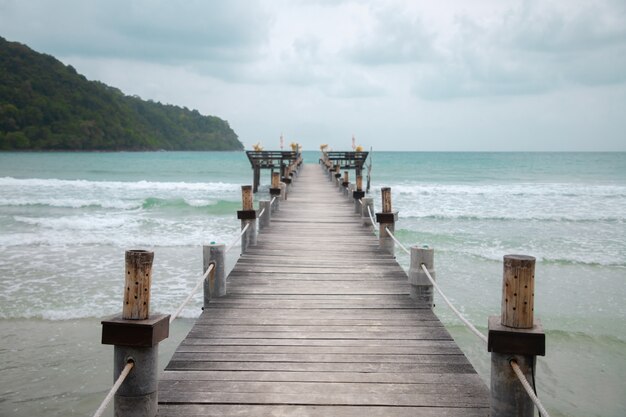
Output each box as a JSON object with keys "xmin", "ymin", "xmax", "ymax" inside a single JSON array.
[
  {"xmin": 92, "ymin": 159, "xmax": 300, "ymax": 417},
  {"xmin": 93, "ymin": 155, "xmax": 554, "ymax": 417},
  {"xmin": 324, "ymin": 160, "xmax": 552, "ymax": 417}
]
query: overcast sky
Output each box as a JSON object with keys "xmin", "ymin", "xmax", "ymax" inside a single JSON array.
[{"xmin": 1, "ymin": 0, "xmax": 625, "ymax": 151}]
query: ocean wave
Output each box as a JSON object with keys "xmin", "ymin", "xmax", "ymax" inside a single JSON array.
[
  {"xmin": 0, "ymin": 176, "xmax": 239, "ymax": 192},
  {"xmin": 391, "ymin": 183, "xmax": 626, "ymax": 198},
  {"xmin": 399, "ymin": 213, "xmax": 625, "ymax": 223}
]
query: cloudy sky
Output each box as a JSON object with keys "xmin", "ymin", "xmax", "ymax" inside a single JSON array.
[{"xmin": 1, "ymin": 0, "xmax": 625, "ymax": 151}]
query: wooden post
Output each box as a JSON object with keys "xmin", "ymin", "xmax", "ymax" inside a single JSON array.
[
  {"xmin": 123, "ymin": 250, "xmax": 154, "ymax": 320},
  {"xmin": 408, "ymin": 246, "xmax": 434, "ymax": 307},
  {"xmin": 501, "ymin": 255, "xmax": 535, "ymax": 328},
  {"xmin": 353, "ymin": 176, "xmax": 365, "ymax": 213},
  {"xmin": 242, "ymin": 185, "xmax": 253, "ymax": 211},
  {"xmin": 488, "ymin": 255, "xmax": 545, "ymax": 417},
  {"xmin": 269, "ymin": 172, "xmax": 281, "ymax": 212},
  {"xmin": 334, "ymin": 165, "xmax": 341, "ymax": 187},
  {"xmin": 381, "ymin": 187, "xmax": 392, "ymax": 213},
  {"xmin": 376, "ymin": 187, "xmax": 397, "ymax": 255},
  {"xmin": 101, "ymin": 250, "xmax": 169, "ymax": 417},
  {"xmin": 238, "ymin": 185, "xmax": 257, "ymax": 253}
]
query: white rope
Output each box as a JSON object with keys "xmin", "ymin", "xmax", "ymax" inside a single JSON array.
[
  {"xmin": 225, "ymin": 223, "xmax": 250, "ymax": 254},
  {"xmin": 385, "ymin": 227, "xmax": 410, "ymax": 255},
  {"xmin": 169, "ymin": 263, "xmax": 215, "ymax": 324},
  {"xmin": 258, "ymin": 208, "xmax": 266, "ymax": 218},
  {"xmin": 510, "ymin": 360, "xmax": 552, "ymax": 417},
  {"xmin": 92, "ymin": 361, "xmax": 134, "ymax": 417},
  {"xmin": 271, "ymin": 196, "xmax": 277, "ymax": 205},
  {"xmin": 358, "ymin": 198, "xmax": 363, "ymax": 205},
  {"xmin": 420, "ymin": 264, "xmax": 488, "ymax": 344}
]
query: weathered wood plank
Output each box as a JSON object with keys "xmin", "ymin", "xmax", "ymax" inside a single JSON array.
[{"xmin": 158, "ymin": 163, "xmax": 488, "ymax": 416}]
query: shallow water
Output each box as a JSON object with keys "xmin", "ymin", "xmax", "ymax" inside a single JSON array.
[{"xmin": 0, "ymin": 151, "xmax": 624, "ymax": 416}]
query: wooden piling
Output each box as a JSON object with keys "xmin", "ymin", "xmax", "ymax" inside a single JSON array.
[
  {"xmin": 242, "ymin": 185, "xmax": 254, "ymax": 211},
  {"xmin": 488, "ymin": 255, "xmax": 545, "ymax": 417},
  {"xmin": 381, "ymin": 187, "xmax": 392, "ymax": 213},
  {"xmin": 501, "ymin": 255, "xmax": 535, "ymax": 329},
  {"xmin": 237, "ymin": 185, "xmax": 257, "ymax": 253},
  {"xmin": 123, "ymin": 250, "xmax": 154, "ymax": 320},
  {"xmin": 101, "ymin": 250, "xmax": 169, "ymax": 417},
  {"xmin": 375, "ymin": 187, "xmax": 397, "ymax": 255}
]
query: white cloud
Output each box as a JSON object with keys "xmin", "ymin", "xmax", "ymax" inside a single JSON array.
[
  {"xmin": 412, "ymin": 0, "xmax": 626, "ymax": 100},
  {"xmin": 1, "ymin": 0, "xmax": 625, "ymax": 150}
]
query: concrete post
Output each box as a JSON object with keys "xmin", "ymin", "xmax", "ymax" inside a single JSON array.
[
  {"xmin": 113, "ymin": 346, "xmax": 159, "ymax": 417},
  {"xmin": 408, "ymin": 246, "xmax": 435, "ymax": 307},
  {"xmin": 259, "ymin": 200, "xmax": 271, "ymax": 229},
  {"xmin": 361, "ymin": 197, "xmax": 374, "ymax": 227},
  {"xmin": 203, "ymin": 243, "xmax": 226, "ymax": 297},
  {"xmin": 488, "ymin": 255, "xmax": 545, "ymax": 417}
]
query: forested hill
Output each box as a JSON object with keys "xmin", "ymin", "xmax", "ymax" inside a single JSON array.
[{"xmin": 0, "ymin": 37, "xmax": 243, "ymax": 151}]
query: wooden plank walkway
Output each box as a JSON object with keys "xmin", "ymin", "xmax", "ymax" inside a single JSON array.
[{"xmin": 158, "ymin": 164, "xmax": 489, "ymax": 416}]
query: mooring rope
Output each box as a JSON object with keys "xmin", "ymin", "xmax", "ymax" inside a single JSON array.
[
  {"xmin": 92, "ymin": 360, "xmax": 134, "ymax": 417},
  {"xmin": 169, "ymin": 263, "xmax": 215, "ymax": 324},
  {"xmin": 225, "ymin": 222, "xmax": 250, "ymax": 254},
  {"xmin": 258, "ymin": 208, "xmax": 266, "ymax": 218},
  {"xmin": 420, "ymin": 264, "xmax": 488, "ymax": 344},
  {"xmin": 385, "ymin": 227, "xmax": 411, "ymax": 255},
  {"xmin": 510, "ymin": 360, "xmax": 551, "ymax": 417}
]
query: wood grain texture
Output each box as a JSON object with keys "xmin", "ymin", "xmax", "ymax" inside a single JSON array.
[{"xmin": 158, "ymin": 164, "xmax": 488, "ymax": 416}]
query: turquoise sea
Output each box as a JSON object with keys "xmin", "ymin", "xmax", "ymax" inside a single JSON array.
[{"xmin": 0, "ymin": 151, "xmax": 624, "ymax": 416}]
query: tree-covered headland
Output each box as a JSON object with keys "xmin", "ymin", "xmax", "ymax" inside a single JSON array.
[{"xmin": 0, "ymin": 36, "xmax": 243, "ymax": 151}]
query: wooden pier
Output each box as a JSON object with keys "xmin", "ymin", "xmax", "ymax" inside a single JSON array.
[{"xmin": 157, "ymin": 164, "xmax": 489, "ymax": 416}]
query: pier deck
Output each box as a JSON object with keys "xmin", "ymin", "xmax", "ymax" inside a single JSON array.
[{"xmin": 158, "ymin": 164, "xmax": 489, "ymax": 416}]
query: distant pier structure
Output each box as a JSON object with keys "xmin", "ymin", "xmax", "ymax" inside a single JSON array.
[
  {"xmin": 246, "ymin": 151, "xmax": 302, "ymax": 193},
  {"xmin": 245, "ymin": 150, "xmax": 369, "ymax": 193}
]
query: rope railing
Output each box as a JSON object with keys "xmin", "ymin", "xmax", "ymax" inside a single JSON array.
[
  {"xmin": 511, "ymin": 360, "xmax": 551, "ymax": 417},
  {"xmin": 92, "ymin": 360, "xmax": 134, "ymax": 417},
  {"xmin": 169, "ymin": 263, "xmax": 215, "ymax": 324},
  {"xmin": 384, "ymin": 223, "xmax": 551, "ymax": 416},
  {"xmin": 385, "ymin": 227, "xmax": 410, "ymax": 255},
  {"xmin": 225, "ymin": 222, "xmax": 250, "ymax": 254},
  {"xmin": 258, "ymin": 208, "xmax": 266, "ymax": 218},
  {"xmin": 420, "ymin": 264, "xmax": 488, "ymax": 344}
]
